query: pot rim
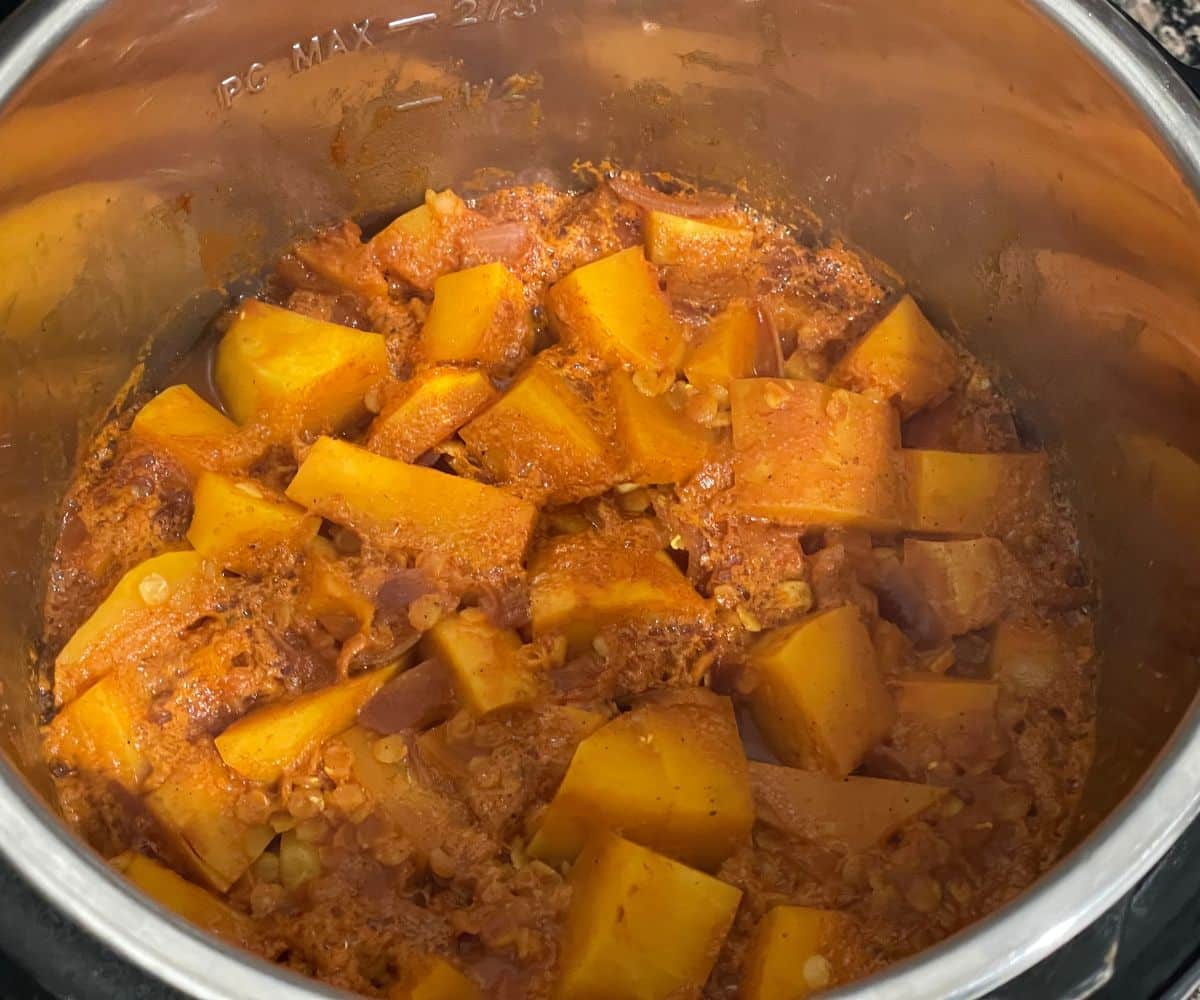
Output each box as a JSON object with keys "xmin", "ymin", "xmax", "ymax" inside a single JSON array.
[{"xmin": 1, "ymin": 1, "xmax": 1198, "ymax": 998}]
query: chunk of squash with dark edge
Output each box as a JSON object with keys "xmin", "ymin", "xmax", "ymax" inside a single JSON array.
[
  {"xmin": 129, "ymin": 384, "xmax": 238, "ymax": 479},
  {"xmin": 741, "ymin": 905, "xmax": 858, "ymax": 1000},
  {"xmin": 554, "ymin": 832, "xmax": 741, "ymax": 1000},
  {"xmin": 459, "ymin": 359, "xmax": 619, "ymax": 503},
  {"xmin": 611, "ymin": 371, "xmax": 717, "ymax": 485},
  {"xmin": 146, "ymin": 754, "xmax": 274, "ymax": 892},
  {"xmin": 215, "ymin": 663, "xmax": 399, "ymax": 783},
  {"xmin": 113, "ymin": 852, "xmax": 256, "ymax": 948},
  {"xmin": 746, "ymin": 606, "xmax": 895, "ymax": 777},
  {"xmin": 683, "ymin": 301, "xmax": 759, "ymax": 389},
  {"xmin": 547, "ymin": 246, "xmax": 685, "ymax": 376},
  {"xmin": 902, "ymin": 449, "xmax": 1051, "ymax": 537},
  {"xmin": 391, "ymin": 955, "xmax": 482, "ymax": 1000},
  {"xmin": 530, "ymin": 527, "xmax": 708, "ymax": 654},
  {"xmin": 45, "ymin": 674, "xmax": 145, "ymax": 789},
  {"xmin": 528, "ymin": 690, "xmax": 752, "ymax": 869},
  {"xmin": 369, "ymin": 189, "xmax": 475, "ymax": 293},
  {"xmin": 215, "ymin": 300, "xmax": 388, "ymax": 437},
  {"xmin": 54, "ymin": 550, "xmax": 207, "ymax": 707},
  {"xmin": 829, "ymin": 294, "xmax": 958, "ymax": 417},
  {"xmin": 286, "ymin": 436, "xmax": 537, "ymax": 574},
  {"xmin": 419, "ymin": 262, "xmax": 531, "ymax": 368},
  {"xmin": 902, "ymin": 538, "xmax": 1011, "ymax": 635},
  {"xmin": 187, "ymin": 472, "xmax": 319, "ymax": 574},
  {"xmin": 366, "ymin": 367, "xmax": 497, "ymax": 462},
  {"xmin": 748, "ymin": 761, "xmax": 949, "ymax": 851},
  {"xmin": 731, "ymin": 378, "xmax": 904, "ymax": 532},
  {"xmin": 644, "ymin": 211, "xmax": 754, "ymax": 278},
  {"xmin": 421, "ymin": 610, "xmax": 539, "ymax": 716}
]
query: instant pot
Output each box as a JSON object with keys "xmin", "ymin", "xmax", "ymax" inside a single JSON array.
[{"xmin": 3, "ymin": 0, "xmax": 1200, "ymax": 997}]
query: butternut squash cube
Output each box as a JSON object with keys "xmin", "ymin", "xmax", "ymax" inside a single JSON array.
[
  {"xmin": 741, "ymin": 906, "xmax": 857, "ymax": 1000},
  {"xmin": 187, "ymin": 472, "xmax": 319, "ymax": 574},
  {"xmin": 215, "ymin": 299, "xmax": 388, "ymax": 436},
  {"xmin": 903, "ymin": 449, "xmax": 1052, "ymax": 536},
  {"xmin": 459, "ymin": 359, "xmax": 618, "ymax": 503},
  {"xmin": 420, "ymin": 262, "xmax": 530, "ymax": 368},
  {"xmin": 529, "ymin": 691, "xmax": 752, "ymax": 869},
  {"xmin": 54, "ymin": 550, "xmax": 207, "ymax": 707},
  {"xmin": 129, "ymin": 384, "xmax": 238, "ymax": 479},
  {"xmin": 645, "ymin": 211, "xmax": 753, "ymax": 278},
  {"xmin": 114, "ymin": 852, "xmax": 256, "ymax": 947},
  {"xmin": 286, "ymin": 436, "xmax": 537, "ymax": 573},
  {"xmin": 45, "ymin": 674, "xmax": 144, "ymax": 789},
  {"xmin": 366, "ymin": 367, "xmax": 497, "ymax": 462},
  {"xmin": 683, "ymin": 302, "xmax": 759, "ymax": 389},
  {"xmin": 555, "ymin": 832, "xmax": 741, "ymax": 1000},
  {"xmin": 370, "ymin": 190, "xmax": 474, "ymax": 293},
  {"xmin": 611, "ymin": 371, "xmax": 717, "ymax": 485},
  {"xmin": 392, "ymin": 956, "xmax": 481, "ymax": 1000},
  {"xmin": 989, "ymin": 621, "xmax": 1063, "ymax": 695},
  {"xmin": 215, "ymin": 664, "xmax": 398, "ymax": 783},
  {"xmin": 547, "ymin": 246, "xmax": 685, "ymax": 375},
  {"xmin": 421, "ymin": 610, "xmax": 538, "ymax": 716},
  {"xmin": 731, "ymin": 379, "xmax": 904, "ymax": 532},
  {"xmin": 747, "ymin": 606, "xmax": 895, "ymax": 776},
  {"xmin": 891, "ymin": 675, "xmax": 999, "ymax": 722},
  {"xmin": 146, "ymin": 754, "xmax": 274, "ymax": 891},
  {"xmin": 902, "ymin": 538, "xmax": 1011, "ymax": 635},
  {"xmin": 829, "ymin": 295, "xmax": 958, "ymax": 417},
  {"xmin": 748, "ymin": 762, "xmax": 948, "ymax": 850},
  {"xmin": 302, "ymin": 538, "xmax": 375, "ymax": 631},
  {"xmin": 530, "ymin": 527, "xmax": 708, "ymax": 653}
]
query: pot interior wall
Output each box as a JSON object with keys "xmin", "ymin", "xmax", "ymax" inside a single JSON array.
[{"xmin": 2, "ymin": 0, "xmax": 1199, "ymax": 856}]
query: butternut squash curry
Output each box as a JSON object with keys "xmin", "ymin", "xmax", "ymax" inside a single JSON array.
[{"xmin": 39, "ymin": 174, "xmax": 1096, "ymax": 999}]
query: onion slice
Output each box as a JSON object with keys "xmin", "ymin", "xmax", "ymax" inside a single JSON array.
[{"xmin": 608, "ymin": 175, "xmax": 736, "ymax": 218}]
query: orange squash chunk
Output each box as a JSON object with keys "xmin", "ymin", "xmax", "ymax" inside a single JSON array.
[
  {"xmin": 903, "ymin": 449, "xmax": 1052, "ymax": 536},
  {"xmin": 555, "ymin": 832, "xmax": 741, "ymax": 1000},
  {"xmin": 420, "ymin": 262, "xmax": 530, "ymax": 368},
  {"xmin": 644, "ymin": 211, "xmax": 753, "ymax": 278},
  {"xmin": 45, "ymin": 674, "xmax": 145, "ymax": 789},
  {"xmin": 459, "ymin": 358, "xmax": 619, "ymax": 503},
  {"xmin": 731, "ymin": 378, "xmax": 904, "ymax": 532},
  {"xmin": 747, "ymin": 606, "xmax": 895, "ymax": 777},
  {"xmin": 529, "ymin": 691, "xmax": 752, "ymax": 869},
  {"xmin": 421, "ymin": 610, "xmax": 540, "ymax": 716},
  {"xmin": 215, "ymin": 299, "xmax": 388, "ymax": 437},
  {"xmin": 683, "ymin": 301, "xmax": 759, "ymax": 389},
  {"xmin": 989, "ymin": 621, "xmax": 1064, "ymax": 695},
  {"xmin": 129, "ymin": 385, "xmax": 238, "ymax": 479},
  {"xmin": 286, "ymin": 436, "xmax": 537, "ymax": 573},
  {"xmin": 369, "ymin": 190, "xmax": 477, "ymax": 293},
  {"xmin": 547, "ymin": 246, "xmax": 684, "ymax": 375},
  {"xmin": 391, "ymin": 955, "xmax": 481, "ymax": 1000},
  {"xmin": 829, "ymin": 295, "xmax": 958, "ymax": 417},
  {"xmin": 302, "ymin": 538, "xmax": 375, "ymax": 631},
  {"xmin": 611, "ymin": 371, "xmax": 716, "ymax": 485},
  {"xmin": 891, "ymin": 675, "xmax": 999, "ymax": 722},
  {"xmin": 902, "ymin": 538, "xmax": 1011, "ymax": 635},
  {"xmin": 366, "ymin": 367, "xmax": 497, "ymax": 462},
  {"xmin": 741, "ymin": 906, "xmax": 858, "ymax": 1000}
]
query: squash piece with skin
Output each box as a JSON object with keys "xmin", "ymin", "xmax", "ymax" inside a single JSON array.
[
  {"xmin": 746, "ymin": 606, "xmax": 895, "ymax": 777},
  {"xmin": 530, "ymin": 525, "xmax": 709, "ymax": 654},
  {"xmin": 731, "ymin": 378, "xmax": 905, "ymax": 532},
  {"xmin": 146, "ymin": 754, "xmax": 274, "ymax": 892},
  {"xmin": 611, "ymin": 371, "xmax": 717, "ymax": 485},
  {"xmin": 54, "ymin": 550, "xmax": 207, "ymax": 707},
  {"xmin": 421, "ymin": 610, "xmax": 539, "ymax": 716},
  {"xmin": 644, "ymin": 211, "xmax": 754, "ymax": 278},
  {"xmin": 45, "ymin": 674, "xmax": 145, "ymax": 789},
  {"xmin": 391, "ymin": 956, "xmax": 481, "ymax": 1000},
  {"xmin": 129, "ymin": 385, "xmax": 239, "ymax": 479},
  {"xmin": 556, "ymin": 832, "xmax": 741, "ymax": 1000},
  {"xmin": 215, "ymin": 299, "xmax": 388, "ymax": 437},
  {"xmin": 419, "ymin": 262, "xmax": 531, "ymax": 369},
  {"xmin": 741, "ymin": 906, "xmax": 859, "ymax": 1000},
  {"xmin": 829, "ymin": 294, "xmax": 959, "ymax": 417},
  {"xmin": 903, "ymin": 449, "xmax": 1052, "ymax": 536},
  {"xmin": 528, "ymin": 690, "xmax": 753, "ymax": 869},
  {"xmin": 902, "ymin": 538, "xmax": 1012, "ymax": 635},
  {"xmin": 748, "ymin": 762, "xmax": 949, "ymax": 851},
  {"xmin": 215, "ymin": 664, "xmax": 399, "ymax": 783},
  {"xmin": 683, "ymin": 301, "xmax": 759, "ymax": 389},
  {"xmin": 459, "ymin": 357, "xmax": 619, "ymax": 503},
  {"xmin": 113, "ymin": 852, "xmax": 257, "ymax": 947},
  {"xmin": 366, "ymin": 367, "xmax": 497, "ymax": 462},
  {"xmin": 187, "ymin": 472, "xmax": 319, "ymax": 574},
  {"xmin": 286, "ymin": 436, "xmax": 537, "ymax": 574},
  {"xmin": 547, "ymin": 246, "xmax": 685, "ymax": 376}
]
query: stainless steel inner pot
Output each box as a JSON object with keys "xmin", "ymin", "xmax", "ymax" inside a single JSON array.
[{"xmin": 2, "ymin": 1, "xmax": 1200, "ymax": 997}]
